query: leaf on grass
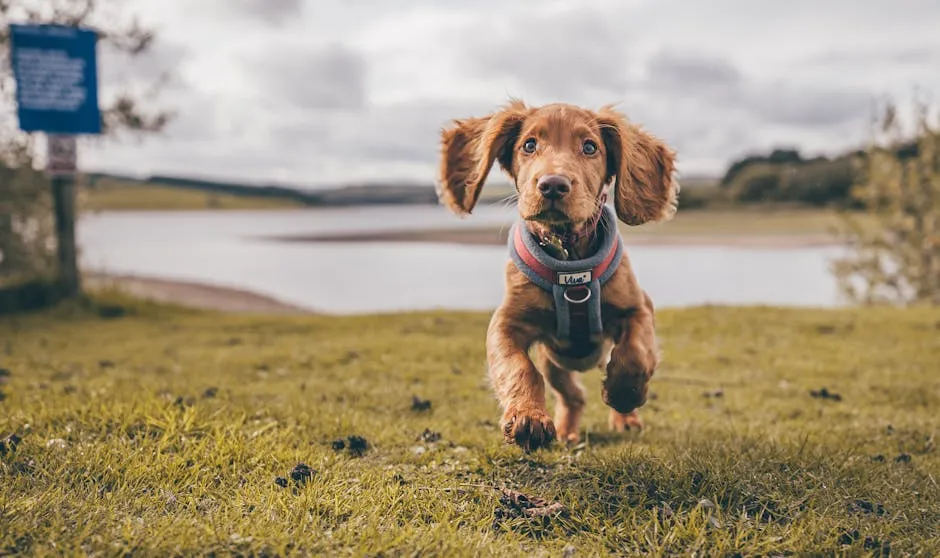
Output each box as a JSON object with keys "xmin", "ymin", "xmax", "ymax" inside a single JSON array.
[{"xmin": 499, "ymin": 488, "xmax": 568, "ymax": 518}]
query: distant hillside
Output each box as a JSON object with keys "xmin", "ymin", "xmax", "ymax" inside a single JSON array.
[{"xmin": 82, "ymin": 173, "xmax": 442, "ymax": 207}]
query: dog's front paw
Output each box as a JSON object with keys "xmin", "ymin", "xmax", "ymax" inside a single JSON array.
[
  {"xmin": 502, "ymin": 406, "xmax": 556, "ymax": 452},
  {"xmin": 609, "ymin": 409, "xmax": 644, "ymax": 432}
]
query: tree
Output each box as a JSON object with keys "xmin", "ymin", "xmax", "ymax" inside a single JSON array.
[
  {"xmin": 831, "ymin": 98, "xmax": 940, "ymax": 306},
  {"xmin": 1, "ymin": 0, "xmax": 173, "ymax": 289}
]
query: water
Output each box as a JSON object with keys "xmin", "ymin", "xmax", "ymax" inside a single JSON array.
[{"xmin": 76, "ymin": 205, "xmax": 849, "ymax": 314}]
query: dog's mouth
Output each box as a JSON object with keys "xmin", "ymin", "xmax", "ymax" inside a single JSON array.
[{"xmin": 524, "ymin": 207, "xmax": 571, "ymax": 225}]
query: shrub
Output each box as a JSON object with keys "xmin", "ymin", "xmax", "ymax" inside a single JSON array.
[{"xmin": 831, "ymin": 99, "xmax": 940, "ymax": 306}]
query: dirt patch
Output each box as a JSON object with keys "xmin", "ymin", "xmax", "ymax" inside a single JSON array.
[
  {"xmin": 492, "ymin": 488, "xmax": 569, "ymax": 530},
  {"xmin": 275, "ymin": 463, "xmax": 315, "ymax": 488},
  {"xmin": 0, "ymin": 368, "xmax": 9, "ymax": 402},
  {"xmin": 411, "ymin": 395, "xmax": 432, "ymax": 412},
  {"xmin": 417, "ymin": 429, "xmax": 442, "ymax": 443},
  {"xmin": 849, "ymin": 499, "xmax": 885, "ymax": 516},
  {"xmin": 1, "ymin": 433, "xmax": 22, "ymax": 456},
  {"xmin": 331, "ymin": 435, "xmax": 369, "ymax": 457},
  {"xmin": 810, "ymin": 387, "xmax": 842, "ymax": 401}
]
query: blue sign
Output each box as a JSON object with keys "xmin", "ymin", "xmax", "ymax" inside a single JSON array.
[{"xmin": 9, "ymin": 23, "xmax": 101, "ymax": 135}]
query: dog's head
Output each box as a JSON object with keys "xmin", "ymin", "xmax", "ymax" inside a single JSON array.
[{"xmin": 436, "ymin": 100, "xmax": 679, "ymax": 235}]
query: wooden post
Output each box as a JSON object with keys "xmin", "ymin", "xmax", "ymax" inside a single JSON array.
[{"xmin": 51, "ymin": 174, "xmax": 80, "ymax": 297}]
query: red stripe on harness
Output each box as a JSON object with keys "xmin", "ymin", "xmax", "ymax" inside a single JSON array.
[
  {"xmin": 513, "ymin": 226, "xmax": 556, "ymax": 283},
  {"xmin": 513, "ymin": 224, "xmax": 618, "ymax": 284}
]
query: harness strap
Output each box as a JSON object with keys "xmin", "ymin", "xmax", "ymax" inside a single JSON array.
[{"xmin": 508, "ymin": 205, "xmax": 623, "ymax": 352}]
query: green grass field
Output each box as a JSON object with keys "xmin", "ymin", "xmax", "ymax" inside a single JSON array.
[
  {"xmin": 2, "ymin": 294, "xmax": 938, "ymax": 556},
  {"xmin": 80, "ymin": 180, "xmax": 305, "ymax": 211}
]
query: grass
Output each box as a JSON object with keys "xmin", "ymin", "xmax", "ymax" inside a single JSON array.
[
  {"xmin": 627, "ymin": 206, "xmax": 874, "ymax": 238},
  {"xmin": 1, "ymin": 294, "xmax": 939, "ymax": 556},
  {"xmin": 79, "ymin": 180, "xmax": 305, "ymax": 212}
]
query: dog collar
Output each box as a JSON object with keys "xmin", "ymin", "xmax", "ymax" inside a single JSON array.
[{"xmin": 508, "ymin": 204, "xmax": 623, "ymax": 355}]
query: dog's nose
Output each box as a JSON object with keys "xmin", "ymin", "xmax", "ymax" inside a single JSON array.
[{"xmin": 537, "ymin": 175, "xmax": 571, "ymax": 200}]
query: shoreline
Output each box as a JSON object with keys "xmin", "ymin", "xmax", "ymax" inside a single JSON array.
[
  {"xmin": 83, "ymin": 272, "xmax": 312, "ymax": 314},
  {"xmin": 262, "ymin": 227, "xmax": 843, "ymax": 249}
]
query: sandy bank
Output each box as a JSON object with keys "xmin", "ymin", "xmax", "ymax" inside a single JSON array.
[{"xmin": 84, "ymin": 273, "xmax": 311, "ymax": 314}]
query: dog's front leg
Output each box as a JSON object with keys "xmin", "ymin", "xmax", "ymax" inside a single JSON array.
[
  {"xmin": 603, "ymin": 293, "xmax": 659, "ymax": 431},
  {"xmin": 486, "ymin": 310, "xmax": 556, "ymax": 452}
]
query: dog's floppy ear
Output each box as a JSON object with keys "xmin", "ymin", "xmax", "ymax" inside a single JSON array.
[
  {"xmin": 436, "ymin": 100, "xmax": 531, "ymax": 216},
  {"xmin": 596, "ymin": 105, "xmax": 679, "ymax": 226}
]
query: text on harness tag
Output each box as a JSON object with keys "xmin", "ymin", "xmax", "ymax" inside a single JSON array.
[{"xmin": 557, "ymin": 271, "xmax": 592, "ymax": 285}]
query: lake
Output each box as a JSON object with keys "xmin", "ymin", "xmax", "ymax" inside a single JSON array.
[{"xmin": 76, "ymin": 205, "xmax": 851, "ymax": 314}]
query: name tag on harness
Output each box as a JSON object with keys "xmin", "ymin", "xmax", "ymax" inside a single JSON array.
[{"xmin": 557, "ymin": 271, "xmax": 592, "ymax": 285}]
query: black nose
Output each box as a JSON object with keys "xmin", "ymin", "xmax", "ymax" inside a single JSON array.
[{"xmin": 537, "ymin": 175, "xmax": 571, "ymax": 200}]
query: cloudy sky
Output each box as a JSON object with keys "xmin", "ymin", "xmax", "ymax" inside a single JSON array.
[{"xmin": 78, "ymin": 0, "xmax": 940, "ymax": 189}]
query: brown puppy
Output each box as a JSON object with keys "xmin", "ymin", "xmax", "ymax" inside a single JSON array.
[{"xmin": 435, "ymin": 99, "xmax": 679, "ymax": 452}]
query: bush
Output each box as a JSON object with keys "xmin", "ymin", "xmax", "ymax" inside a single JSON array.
[
  {"xmin": 726, "ymin": 163, "xmax": 784, "ymax": 203},
  {"xmin": 0, "ymin": 164, "xmax": 56, "ymax": 287},
  {"xmin": 831, "ymin": 99, "xmax": 940, "ymax": 306},
  {"xmin": 779, "ymin": 156, "xmax": 862, "ymax": 207}
]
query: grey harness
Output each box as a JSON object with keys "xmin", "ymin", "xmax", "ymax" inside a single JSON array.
[{"xmin": 507, "ymin": 205, "xmax": 623, "ymax": 353}]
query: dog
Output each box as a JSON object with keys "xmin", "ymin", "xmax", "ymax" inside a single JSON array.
[{"xmin": 435, "ymin": 99, "xmax": 679, "ymax": 452}]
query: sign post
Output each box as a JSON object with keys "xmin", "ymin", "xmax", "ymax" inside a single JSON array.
[{"xmin": 9, "ymin": 23, "xmax": 102, "ymax": 298}]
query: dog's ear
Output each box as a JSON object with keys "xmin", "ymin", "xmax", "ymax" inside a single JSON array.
[
  {"xmin": 596, "ymin": 105, "xmax": 679, "ymax": 226},
  {"xmin": 436, "ymin": 100, "xmax": 531, "ymax": 216}
]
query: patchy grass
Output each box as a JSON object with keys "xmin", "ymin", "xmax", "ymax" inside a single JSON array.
[
  {"xmin": 1, "ymin": 295, "xmax": 938, "ymax": 556},
  {"xmin": 79, "ymin": 180, "xmax": 305, "ymax": 212}
]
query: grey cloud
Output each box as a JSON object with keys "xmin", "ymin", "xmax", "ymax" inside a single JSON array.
[
  {"xmin": 98, "ymin": 38, "xmax": 191, "ymax": 92},
  {"xmin": 646, "ymin": 51, "xmax": 742, "ymax": 91},
  {"xmin": 247, "ymin": 43, "xmax": 367, "ymax": 110},
  {"xmin": 743, "ymin": 83, "xmax": 874, "ymax": 127},
  {"xmin": 641, "ymin": 48, "xmax": 873, "ymax": 128},
  {"xmin": 274, "ymin": 100, "xmax": 496, "ymax": 167},
  {"xmin": 461, "ymin": 7, "xmax": 631, "ymax": 100},
  {"xmin": 801, "ymin": 47, "xmax": 940, "ymax": 70},
  {"xmin": 230, "ymin": 0, "xmax": 303, "ymax": 26}
]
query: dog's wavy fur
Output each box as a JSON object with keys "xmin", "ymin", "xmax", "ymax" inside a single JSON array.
[{"xmin": 436, "ymin": 99, "xmax": 679, "ymax": 451}]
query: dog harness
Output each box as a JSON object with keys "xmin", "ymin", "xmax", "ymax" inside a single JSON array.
[{"xmin": 508, "ymin": 204, "xmax": 623, "ymax": 357}]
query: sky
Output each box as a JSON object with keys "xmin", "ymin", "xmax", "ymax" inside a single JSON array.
[{"xmin": 73, "ymin": 0, "xmax": 940, "ymax": 189}]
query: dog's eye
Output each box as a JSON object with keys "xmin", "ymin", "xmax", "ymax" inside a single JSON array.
[
  {"xmin": 582, "ymin": 140, "xmax": 598, "ymax": 155},
  {"xmin": 522, "ymin": 138, "xmax": 537, "ymax": 154}
]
